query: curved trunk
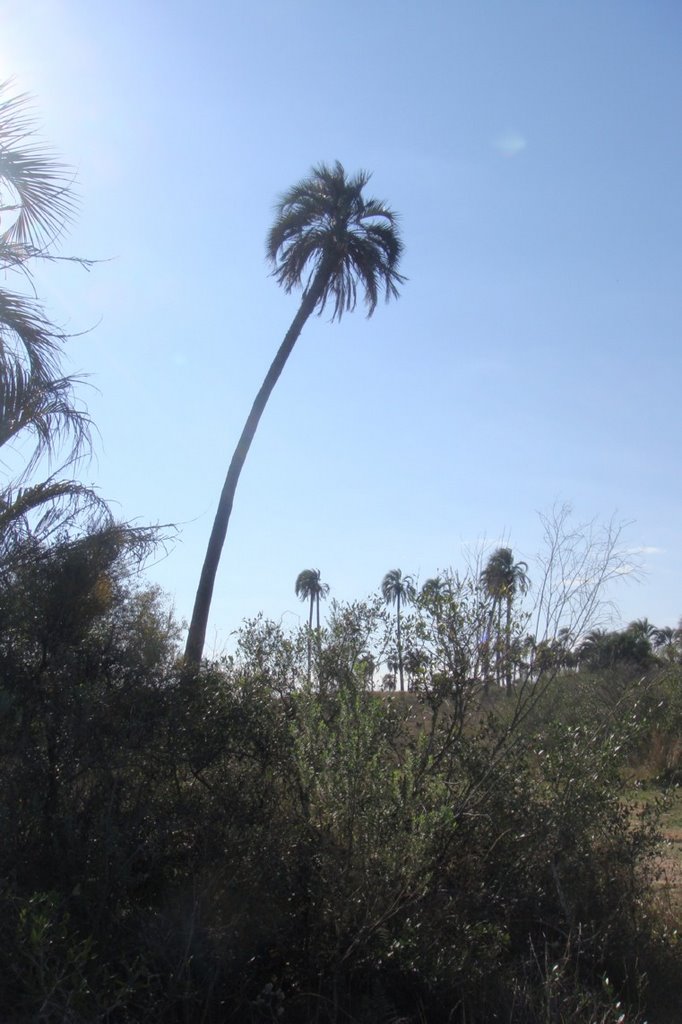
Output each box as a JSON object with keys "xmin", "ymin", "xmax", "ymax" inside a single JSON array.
[
  {"xmin": 184, "ymin": 262, "xmax": 332, "ymax": 667},
  {"xmin": 397, "ymin": 591, "xmax": 404, "ymax": 692},
  {"xmin": 307, "ymin": 594, "xmax": 314, "ymax": 684}
]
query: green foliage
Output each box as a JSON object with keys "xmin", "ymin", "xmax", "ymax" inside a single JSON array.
[{"xmin": 0, "ymin": 565, "xmax": 678, "ymax": 1021}]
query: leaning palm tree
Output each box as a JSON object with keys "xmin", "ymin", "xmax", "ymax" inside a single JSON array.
[
  {"xmin": 381, "ymin": 569, "xmax": 415, "ymax": 692},
  {"xmin": 295, "ymin": 567, "xmax": 329, "ymax": 683},
  {"xmin": 185, "ymin": 162, "xmax": 404, "ymax": 666},
  {"xmin": 480, "ymin": 548, "xmax": 529, "ymax": 695}
]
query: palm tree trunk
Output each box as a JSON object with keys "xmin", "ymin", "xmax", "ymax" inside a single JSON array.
[
  {"xmin": 184, "ymin": 261, "xmax": 332, "ymax": 667},
  {"xmin": 397, "ymin": 592, "xmax": 404, "ymax": 692},
  {"xmin": 505, "ymin": 595, "xmax": 513, "ymax": 696},
  {"xmin": 494, "ymin": 600, "xmax": 502, "ymax": 689},
  {"xmin": 307, "ymin": 594, "xmax": 314, "ymax": 684},
  {"xmin": 315, "ymin": 591, "xmax": 322, "ymax": 689}
]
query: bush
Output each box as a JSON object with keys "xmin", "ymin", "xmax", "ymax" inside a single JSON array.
[{"xmin": 0, "ymin": 583, "xmax": 677, "ymax": 1022}]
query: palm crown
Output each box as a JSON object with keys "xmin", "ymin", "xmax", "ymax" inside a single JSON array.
[
  {"xmin": 480, "ymin": 548, "xmax": 529, "ymax": 601},
  {"xmin": 295, "ymin": 568, "xmax": 329, "ymax": 606},
  {"xmin": 266, "ymin": 160, "xmax": 404, "ymax": 321},
  {"xmin": 381, "ymin": 568, "xmax": 416, "ymax": 607}
]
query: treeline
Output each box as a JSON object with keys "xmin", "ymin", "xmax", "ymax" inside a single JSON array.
[{"xmin": 293, "ymin": 561, "xmax": 682, "ymax": 691}]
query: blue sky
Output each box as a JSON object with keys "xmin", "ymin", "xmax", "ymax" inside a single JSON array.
[{"xmin": 3, "ymin": 0, "xmax": 681, "ymax": 652}]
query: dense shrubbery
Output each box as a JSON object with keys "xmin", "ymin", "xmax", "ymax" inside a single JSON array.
[{"xmin": 0, "ymin": 549, "xmax": 678, "ymax": 1023}]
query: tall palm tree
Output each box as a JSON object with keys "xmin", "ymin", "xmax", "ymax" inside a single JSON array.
[
  {"xmin": 381, "ymin": 569, "xmax": 415, "ymax": 692},
  {"xmin": 480, "ymin": 548, "xmax": 529, "ymax": 695},
  {"xmin": 185, "ymin": 162, "xmax": 404, "ymax": 666},
  {"xmin": 295, "ymin": 567, "xmax": 329, "ymax": 683}
]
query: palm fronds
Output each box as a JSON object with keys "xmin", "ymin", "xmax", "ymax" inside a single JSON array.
[
  {"xmin": 0, "ymin": 82, "xmax": 76, "ymax": 250},
  {"xmin": 0, "ymin": 81, "xmax": 92, "ymax": 477},
  {"xmin": 0, "ymin": 362, "xmax": 92, "ymax": 474},
  {"xmin": 267, "ymin": 160, "xmax": 405, "ymax": 320}
]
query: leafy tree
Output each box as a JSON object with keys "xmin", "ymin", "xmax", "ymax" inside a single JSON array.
[
  {"xmin": 480, "ymin": 547, "xmax": 529, "ymax": 695},
  {"xmin": 317, "ymin": 596, "xmax": 387, "ymax": 692},
  {"xmin": 295, "ymin": 567, "xmax": 329, "ymax": 683},
  {"xmin": 381, "ymin": 568, "xmax": 415, "ymax": 692},
  {"xmin": 186, "ymin": 162, "xmax": 405, "ymax": 666}
]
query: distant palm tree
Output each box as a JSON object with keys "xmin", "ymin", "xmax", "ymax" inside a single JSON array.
[
  {"xmin": 653, "ymin": 625, "xmax": 680, "ymax": 664},
  {"xmin": 355, "ymin": 652, "xmax": 376, "ymax": 689},
  {"xmin": 381, "ymin": 569, "xmax": 415, "ymax": 692},
  {"xmin": 421, "ymin": 575, "xmax": 446, "ymax": 626},
  {"xmin": 653, "ymin": 625, "xmax": 674, "ymax": 649},
  {"xmin": 404, "ymin": 647, "xmax": 428, "ymax": 691},
  {"xmin": 578, "ymin": 628, "xmax": 611, "ymax": 669},
  {"xmin": 480, "ymin": 548, "xmax": 529, "ymax": 695},
  {"xmin": 627, "ymin": 618, "xmax": 657, "ymax": 649},
  {"xmin": 556, "ymin": 626, "xmax": 576, "ymax": 670},
  {"xmin": 185, "ymin": 161, "xmax": 404, "ymax": 666},
  {"xmin": 295, "ymin": 568, "xmax": 329, "ymax": 682},
  {"xmin": 421, "ymin": 576, "xmax": 445, "ymax": 602}
]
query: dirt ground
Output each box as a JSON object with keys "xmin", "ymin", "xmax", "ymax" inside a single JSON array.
[
  {"xmin": 656, "ymin": 822, "xmax": 682, "ymax": 921},
  {"xmin": 644, "ymin": 785, "xmax": 682, "ymax": 923}
]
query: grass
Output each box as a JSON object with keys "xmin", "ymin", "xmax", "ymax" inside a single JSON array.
[{"xmin": 627, "ymin": 778, "xmax": 682, "ymax": 923}]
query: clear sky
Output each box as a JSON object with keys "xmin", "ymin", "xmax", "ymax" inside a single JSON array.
[{"xmin": 3, "ymin": 0, "xmax": 681, "ymax": 652}]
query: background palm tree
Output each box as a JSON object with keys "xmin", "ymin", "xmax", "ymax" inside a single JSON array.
[
  {"xmin": 185, "ymin": 161, "xmax": 404, "ymax": 666},
  {"xmin": 628, "ymin": 617, "xmax": 657, "ymax": 648},
  {"xmin": 480, "ymin": 547, "xmax": 529, "ymax": 695},
  {"xmin": 381, "ymin": 569, "xmax": 415, "ymax": 692},
  {"xmin": 578, "ymin": 627, "xmax": 610, "ymax": 669},
  {"xmin": 653, "ymin": 625, "xmax": 680, "ymax": 663},
  {"xmin": 420, "ymin": 575, "xmax": 446, "ymax": 624},
  {"xmin": 295, "ymin": 568, "xmax": 329, "ymax": 683}
]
